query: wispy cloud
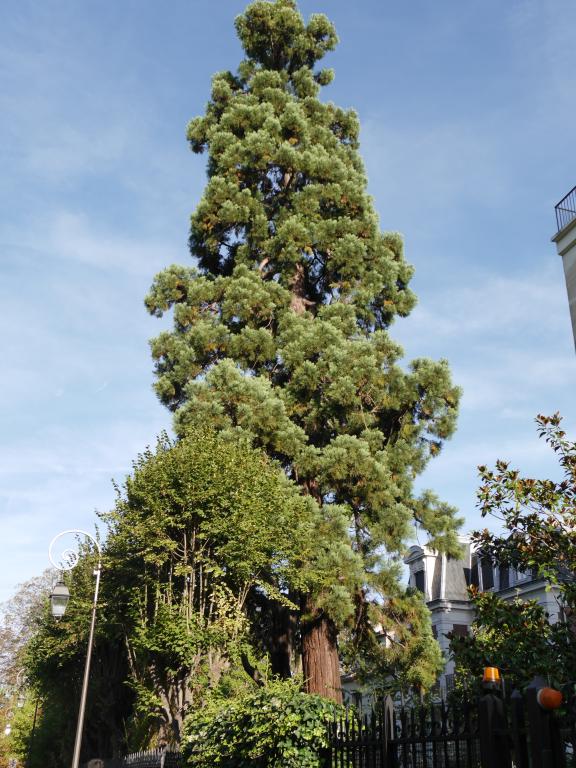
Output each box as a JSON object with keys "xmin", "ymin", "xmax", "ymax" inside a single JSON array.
[
  {"xmin": 404, "ymin": 267, "xmax": 569, "ymax": 339},
  {"xmin": 45, "ymin": 211, "xmax": 183, "ymax": 275},
  {"xmin": 3, "ymin": 211, "xmax": 185, "ymax": 276}
]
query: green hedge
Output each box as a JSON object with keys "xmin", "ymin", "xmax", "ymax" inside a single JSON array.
[{"xmin": 183, "ymin": 679, "xmax": 341, "ymax": 767}]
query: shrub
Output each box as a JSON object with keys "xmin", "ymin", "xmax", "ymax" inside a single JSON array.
[{"xmin": 183, "ymin": 679, "xmax": 341, "ymax": 767}]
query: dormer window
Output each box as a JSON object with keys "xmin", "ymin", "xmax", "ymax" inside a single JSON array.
[
  {"xmin": 414, "ymin": 569, "xmax": 425, "ymax": 593},
  {"xmin": 470, "ymin": 555, "xmax": 480, "ymax": 588},
  {"xmin": 481, "ymin": 559, "xmax": 494, "ymax": 590}
]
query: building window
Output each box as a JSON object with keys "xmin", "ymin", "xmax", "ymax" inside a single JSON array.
[
  {"xmin": 451, "ymin": 624, "xmax": 468, "ymax": 638},
  {"xmin": 414, "ymin": 570, "xmax": 425, "ymax": 593},
  {"xmin": 516, "ymin": 568, "xmax": 532, "ymax": 582},
  {"xmin": 499, "ymin": 566, "xmax": 509, "ymax": 590},
  {"xmin": 432, "ymin": 625, "xmax": 438, "ymax": 639},
  {"xmin": 481, "ymin": 559, "xmax": 494, "ymax": 590},
  {"xmin": 470, "ymin": 556, "xmax": 480, "ymax": 588}
]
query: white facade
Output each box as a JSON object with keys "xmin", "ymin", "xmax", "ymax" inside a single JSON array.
[{"xmin": 552, "ymin": 187, "xmax": 576, "ymax": 351}]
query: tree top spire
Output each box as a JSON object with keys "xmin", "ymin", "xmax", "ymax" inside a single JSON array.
[{"xmin": 235, "ymin": 0, "xmax": 338, "ymax": 74}]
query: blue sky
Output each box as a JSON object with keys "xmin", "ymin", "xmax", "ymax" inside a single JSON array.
[{"xmin": 1, "ymin": 0, "xmax": 575, "ymax": 602}]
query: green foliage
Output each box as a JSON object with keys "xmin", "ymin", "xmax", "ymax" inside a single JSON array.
[
  {"xmin": 23, "ymin": 552, "xmax": 129, "ymax": 765},
  {"xmin": 449, "ymin": 590, "xmax": 576, "ymax": 693},
  {"xmin": 341, "ymin": 588, "xmax": 443, "ymax": 698},
  {"xmin": 0, "ymin": 570, "xmax": 54, "ymax": 687},
  {"xmin": 183, "ymin": 678, "xmax": 340, "ymax": 768},
  {"xmin": 146, "ymin": 0, "xmax": 461, "ymax": 684},
  {"xmin": 22, "ymin": 426, "xmax": 327, "ymax": 756},
  {"xmin": 102, "ymin": 427, "xmax": 337, "ymax": 740},
  {"xmin": 451, "ymin": 415, "xmax": 576, "ymax": 697},
  {"xmin": 474, "ymin": 413, "xmax": 576, "ymax": 607}
]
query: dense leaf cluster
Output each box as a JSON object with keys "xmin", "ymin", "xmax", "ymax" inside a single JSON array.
[
  {"xmin": 183, "ymin": 678, "xmax": 339, "ymax": 768},
  {"xmin": 22, "ymin": 428, "xmax": 331, "ymax": 760},
  {"xmin": 451, "ymin": 414, "xmax": 576, "ymax": 696},
  {"xmin": 341, "ymin": 588, "xmax": 444, "ymax": 698}
]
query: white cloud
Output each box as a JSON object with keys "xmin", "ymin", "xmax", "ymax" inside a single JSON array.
[
  {"xmin": 406, "ymin": 267, "xmax": 568, "ymax": 338},
  {"xmin": 1, "ymin": 211, "xmax": 186, "ymax": 277},
  {"xmin": 45, "ymin": 211, "xmax": 183, "ymax": 275},
  {"xmin": 24, "ymin": 125, "xmax": 130, "ymax": 179}
]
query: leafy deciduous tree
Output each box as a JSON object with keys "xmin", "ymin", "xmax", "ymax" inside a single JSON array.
[
  {"xmin": 24, "ymin": 427, "xmax": 341, "ymax": 758},
  {"xmin": 474, "ymin": 413, "xmax": 576, "ymax": 607},
  {"xmin": 449, "ymin": 590, "xmax": 576, "ymax": 693}
]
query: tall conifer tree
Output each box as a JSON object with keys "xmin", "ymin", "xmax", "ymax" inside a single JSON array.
[{"xmin": 146, "ymin": 0, "xmax": 461, "ymax": 701}]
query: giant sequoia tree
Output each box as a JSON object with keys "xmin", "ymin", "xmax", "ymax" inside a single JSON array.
[{"xmin": 146, "ymin": 0, "xmax": 461, "ymax": 701}]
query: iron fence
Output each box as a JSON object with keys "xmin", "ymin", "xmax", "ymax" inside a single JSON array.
[
  {"xmin": 324, "ymin": 698, "xmax": 480, "ymax": 768},
  {"xmin": 555, "ymin": 185, "xmax": 576, "ymax": 232},
  {"xmin": 324, "ymin": 685, "xmax": 576, "ymax": 768}
]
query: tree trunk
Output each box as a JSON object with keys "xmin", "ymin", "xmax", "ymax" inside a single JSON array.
[{"xmin": 301, "ymin": 596, "xmax": 342, "ymax": 703}]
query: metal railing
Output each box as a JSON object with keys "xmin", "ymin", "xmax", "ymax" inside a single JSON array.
[{"xmin": 555, "ymin": 185, "xmax": 576, "ymax": 232}]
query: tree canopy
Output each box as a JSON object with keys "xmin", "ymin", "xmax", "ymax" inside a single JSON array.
[
  {"xmin": 449, "ymin": 590, "xmax": 576, "ymax": 693},
  {"xmin": 146, "ymin": 0, "xmax": 461, "ymax": 700},
  {"xmin": 450, "ymin": 414, "xmax": 576, "ymax": 696}
]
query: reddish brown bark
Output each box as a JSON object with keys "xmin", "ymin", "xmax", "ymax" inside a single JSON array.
[
  {"xmin": 301, "ymin": 597, "xmax": 342, "ymax": 704},
  {"xmin": 290, "ymin": 280, "xmax": 339, "ymax": 701}
]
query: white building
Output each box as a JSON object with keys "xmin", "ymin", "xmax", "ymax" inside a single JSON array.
[
  {"xmin": 341, "ymin": 536, "xmax": 563, "ymax": 707},
  {"xmin": 552, "ymin": 185, "xmax": 576, "ymax": 351},
  {"xmin": 405, "ymin": 536, "xmax": 563, "ymax": 694}
]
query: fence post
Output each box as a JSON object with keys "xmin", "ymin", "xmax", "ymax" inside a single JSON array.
[
  {"xmin": 478, "ymin": 690, "xmax": 512, "ymax": 768},
  {"xmin": 509, "ymin": 689, "xmax": 529, "ymax": 768},
  {"xmin": 525, "ymin": 680, "xmax": 555, "ymax": 768},
  {"xmin": 381, "ymin": 695, "xmax": 394, "ymax": 767},
  {"xmin": 320, "ymin": 718, "xmax": 335, "ymax": 768}
]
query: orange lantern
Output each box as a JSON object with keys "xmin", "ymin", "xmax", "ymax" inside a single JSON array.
[
  {"xmin": 482, "ymin": 667, "xmax": 501, "ymax": 684},
  {"xmin": 537, "ymin": 687, "xmax": 563, "ymax": 710}
]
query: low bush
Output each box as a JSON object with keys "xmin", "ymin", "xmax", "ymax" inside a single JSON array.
[{"xmin": 183, "ymin": 679, "xmax": 341, "ymax": 767}]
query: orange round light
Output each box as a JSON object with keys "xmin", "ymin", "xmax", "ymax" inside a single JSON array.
[
  {"xmin": 482, "ymin": 667, "xmax": 501, "ymax": 684},
  {"xmin": 537, "ymin": 687, "xmax": 562, "ymax": 710}
]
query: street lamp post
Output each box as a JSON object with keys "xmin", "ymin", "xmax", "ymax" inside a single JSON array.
[{"xmin": 49, "ymin": 530, "xmax": 102, "ymax": 768}]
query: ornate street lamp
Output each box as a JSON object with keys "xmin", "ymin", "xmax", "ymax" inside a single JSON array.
[
  {"xmin": 49, "ymin": 581, "xmax": 70, "ymax": 620},
  {"xmin": 49, "ymin": 529, "xmax": 102, "ymax": 768}
]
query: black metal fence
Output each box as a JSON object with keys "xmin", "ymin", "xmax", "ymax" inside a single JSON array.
[
  {"xmin": 324, "ymin": 685, "xmax": 576, "ymax": 768},
  {"xmin": 85, "ymin": 750, "xmax": 182, "ymax": 768},
  {"xmin": 555, "ymin": 185, "xmax": 576, "ymax": 232},
  {"xmin": 87, "ymin": 685, "xmax": 576, "ymax": 768},
  {"xmin": 323, "ymin": 697, "xmax": 480, "ymax": 768}
]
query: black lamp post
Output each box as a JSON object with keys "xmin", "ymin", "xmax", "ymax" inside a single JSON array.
[{"xmin": 49, "ymin": 530, "xmax": 102, "ymax": 768}]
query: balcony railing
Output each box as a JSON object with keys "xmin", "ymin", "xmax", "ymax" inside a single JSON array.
[{"xmin": 555, "ymin": 185, "xmax": 576, "ymax": 232}]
